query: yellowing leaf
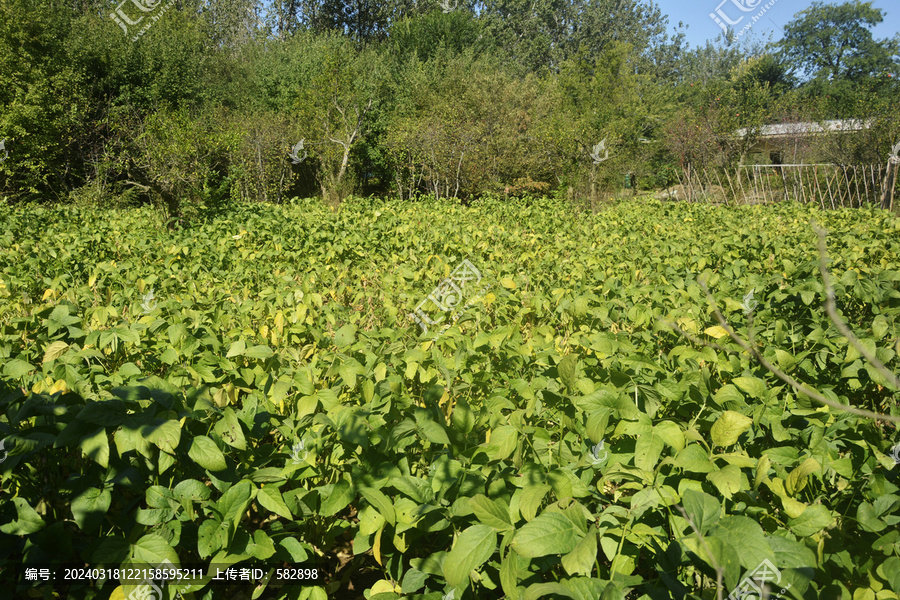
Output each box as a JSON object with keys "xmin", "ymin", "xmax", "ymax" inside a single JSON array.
[
  {"xmin": 704, "ymin": 326, "xmax": 729, "ymax": 339},
  {"xmin": 48, "ymin": 379, "xmax": 69, "ymax": 395},
  {"xmin": 500, "ymin": 277, "xmax": 516, "ymax": 289},
  {"xmin": 370, "ymin": 580, "xmax": 396, "ymax": 594},
  {"xmin": 710, "ymin": 410, "xmax": 753, "ymax": 448},
  {"xmin": 42, "ymin": 289, "xmax": 54, "ymax": 301},
  {"xmin": 43, "ymin": 341, "xmax": 69, "ymax": 364}
]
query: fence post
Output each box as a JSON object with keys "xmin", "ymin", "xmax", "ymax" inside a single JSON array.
[{"xmin": 881, "ymin": 144, "xmax": 900, "ymax": 210}]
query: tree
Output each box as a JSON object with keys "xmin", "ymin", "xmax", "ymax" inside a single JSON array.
[
  {"xmin": 295, "ymin": 33, "xmax": 385, "ymax": 203},
  {"xmin": 477, "ymin": 0, "xmax": 679, "ymax": 74},
  {"xmin": 775, "ymin": 1, "xmax": 900, "ymax": 82}
]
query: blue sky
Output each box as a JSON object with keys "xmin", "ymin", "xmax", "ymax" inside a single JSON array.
[{"xmin": 653, "ymin": 0, "xmax": 900, "ymax": 49}]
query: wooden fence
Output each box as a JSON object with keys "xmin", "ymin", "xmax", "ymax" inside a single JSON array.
[{"xmin": 672, "ymin": 162, "xmax": 899, "ymax": 209}]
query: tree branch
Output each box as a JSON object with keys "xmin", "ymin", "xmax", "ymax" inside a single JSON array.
[{"xmin": 662, "ymin": 257, "xmax": 900, "ymax": 423}]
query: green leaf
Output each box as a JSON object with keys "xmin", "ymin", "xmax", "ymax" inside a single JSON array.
[
  {"xmin": 512, "ymin": 512, "xmax": 581, "ymax": 558},
  {"xmin": 257, "ymin": 486, "xmax": 293, "ymax": 520},
  {"xmin": 451, "ymin": 399, "xmax": 475, "ymax": 433},
  {"xmin": 710, "ymin": 410, "xmax": 753, "ymax": 448},
  {"xmin": 277, "ymin": 537, "xmax": 309, "ymax": 562},
  {"xmin": 198, "ymin": 519, "xmax": 228, "ymax": 559},
  {"xmin": 654, "ymin": 421, "xmax": 685, "ymax": 452},
  {"xmin": 359, "ymin": 487, "xmax": 395, "ymax": 526},
  {"xmin": 320, "ymin": 480, "xmax": 355, "ymax": 517},
  {"xmin": 523, "ymin": 583, "xmax": 578, "ymax": 600},
  {"xmin": 681, "ymin": 489, "xmax": 721, "ymax": 535},
  {"xmin": 189, "ymin": 435, "xmax": 227, "ymax": 471},
  {"xmin": 674, "ymin": 444, "xmax": 714, "ymax": 473},
  {"xmin": 251, "ymin": 529, "xmax": 276, "ymax": 560},
  {"xmin": 635, "ymin": 429, "xmax": 665, "ymax": 472},
  {"xmin": 561, "ymin": 530, "xmax": 598, "ymax": 576},
  {"xmin": 519, "ymin": 483, "xmax": 551, "ymax": 522},
  {"xmin": 245, "ymin": 345, "xmax": 274, "ymax": 359},
  {"xmin": 857, "ymin": 502, "xmax": 887, "ymax": 532},
  {"xmin": 82, "ymin": 427, "xmax": 110, "ymax": 468},
  {"xmin": 714, "ymin": 384, "xmax": 744, "ymax": 406},
  {"xmin": 489, "ymin": 425, "xmax": 518, "ymax": 461},
  {"xmin": 160, "ymin": 347, "xmax": 178, "ymax": 365},
  {"xmin": 710, "ymin": 516, "xmax": 774, "ymax": 570},
  {"xmin": 334, "ymin": 324, "xmax": 357, "ymax": 348},
  {"xmin": 0, "ymin": 498, "xmax": 45, "ymax": 535},
  {"xmin": 788, "ymin": 504, "xmax": 834, "ymax": 537},
  {"xmin": 217, "ymin": 480, "xmax": 255, "ymax": 529},
  {"xmin": 226, "ymin": 340, "xmax": 246, "ymax": 357},
  {"xmin": 470, "ymin": 494, "xmax": 513, "ymax": 532},
  {"xmin": 131, "ymin": 533, "xmax": 180, "ymax": 566},
  {"xmin": 500, "ymin": 548, "xmax": 522, "ymax": 600},
  {"xmin": 873, "ymin": 315, "xmax": 889, "ymax": 340},
  {"xmin": 71, "ymin": 487, "xmax": 112, "ymax": 535},
  {"xmin": 558, "ymin": 354, "xmax": 578, "ymax": 391},
  {"xmin": 785, "ymin": 457, "xmax": 821, "ymax": 497},
  {"xmin": 732, "ymin": 376, "xmax": 766, "ymax": 399},
  {"xmin": 707, "ymin": 464, "xmax": 742, "ymax": 498},
  {"xmin": 418, "ymin": 419, "xmax": 450, "ymax": 446},
  {"xmin": 77, "ymin": 400, "xmax": 127, "ymax": 427},
  {"xmin": 142, "ymin": 419, "xmax": 182, "ymax": 454},
  {"xmin": 173, "ymin": 479, "xmax": 211, "ymax": 503},
  {"xmin": 215, "ymin": 407, "xmax": 247, "ymax": 450},
  {"xmin": 4, "ymin": 358, "xmax": 35, "ymax": 379},
  {"xmin": 442, "ymin": 524, "xmax": 497, "ymax": 587},
  {"xmin": 881, "ymin": 557, "xmax": 900, "ymax": 592}
]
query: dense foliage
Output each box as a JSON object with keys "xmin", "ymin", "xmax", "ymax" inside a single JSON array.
[
  {"xmin": 1, "ymin": 196, "xmax": 899, "ymax": 599},
  {"xmin": 0, "ymin": 1, "xmax": 897, "ymax": 211}
]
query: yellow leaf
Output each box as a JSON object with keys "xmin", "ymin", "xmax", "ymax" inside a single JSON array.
[
  {"xmin": 42, "ymin": 289, "xmax": 54, "ymax": 301},
  {"xmin": 500, "ymin": 277, "xmax": 516, "ymax": 289},
  {"xmin": 274, "ymin": 311, "xmax": 285, "ymax": 333},
  {"xmin": 48, "ymin": 379, "xmax": 69, "ymax": 395},
  {"xmin": 43, "ymin": 341, "xmax": 70, "ymax": 363},
  {"xmin": 108, "ymin": 586, "xmax": 127, "ymax": 600},
  {"xmin": 260, "ymin": 325, "xmax": 269, "ymax": 339},
  {"xmin": 484, "ymin": 292, "xmax": 496, "ymax": 304},
  {"xmin": 677, "ymin": 317, "xmax": 698, "ymax": 334},
  {"xmin": 370, "ymin": 580, "xmax": 396, "ymax": 594},
  {"xmin": 373, "ymin": 523, "xmax": 384, "ymax": 566},
  {"xmin": 704, "ymin": 326, "xmax": 729, "ymax": 339}
]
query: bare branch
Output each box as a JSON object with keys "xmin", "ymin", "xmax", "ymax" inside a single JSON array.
[
  {"xmin": 662, "ymin": 279, "xmax": 900, "ymax": 423},
  {"xmin": 814, "ymin": 224, "xmax": 900, "ymax": 391}
]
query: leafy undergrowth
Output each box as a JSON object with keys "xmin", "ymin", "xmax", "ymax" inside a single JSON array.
[{"xmin": 1, "ymin": 196, "xmax": 899, "ymax": 600}]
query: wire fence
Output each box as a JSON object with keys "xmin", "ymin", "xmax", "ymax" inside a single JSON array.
[{"xmin": 670, "ymin": 162, "xmax": 899, "ymax": 210}]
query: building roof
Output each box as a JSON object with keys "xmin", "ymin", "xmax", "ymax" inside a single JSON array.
[{"xmin": 734, "ymin": 119, "xmax": 872, "ymax": 139}]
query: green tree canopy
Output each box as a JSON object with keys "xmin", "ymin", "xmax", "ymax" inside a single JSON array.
[{"xmin": 775, "ymin": 0, "xmax": 899, "ymax": 82}]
